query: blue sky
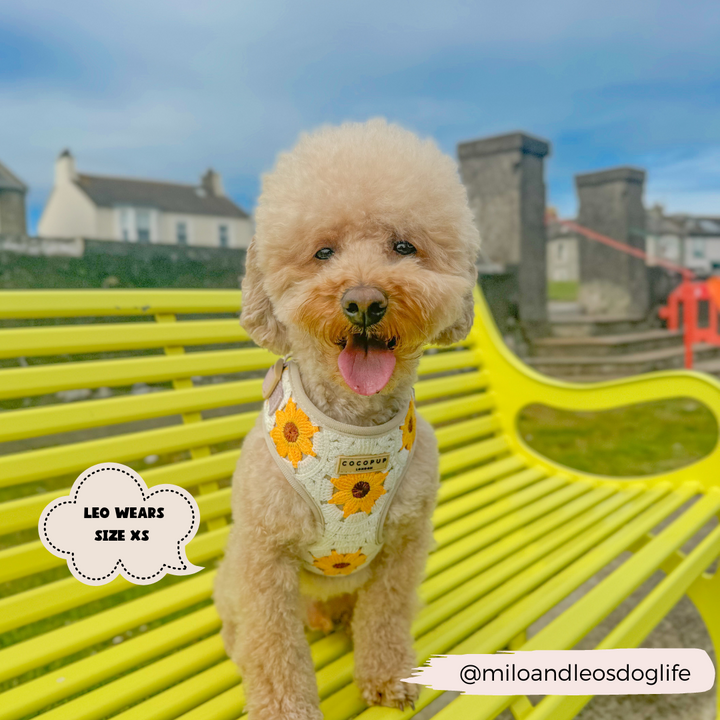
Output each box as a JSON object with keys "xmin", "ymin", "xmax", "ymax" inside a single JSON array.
[{"xmin": 1, "ymin": 0, "xmax": 719, "ymax": 234}]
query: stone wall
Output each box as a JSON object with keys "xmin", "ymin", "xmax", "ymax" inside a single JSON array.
[
  {"xmin": 0, "ymin": 235, "xmax": 246, "ymax": 289},
  {"xmin": 576, "ymin": 168, "xmax": 650, "ymax": 316},
  {"xmin": 458, "ymin": 132, "xmax": 551, "ymax": 336}
]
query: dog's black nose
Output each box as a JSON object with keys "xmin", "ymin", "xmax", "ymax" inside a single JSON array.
[{"xmin": 342, "ymin": 286, "xmax": 387, "ymax": 327}]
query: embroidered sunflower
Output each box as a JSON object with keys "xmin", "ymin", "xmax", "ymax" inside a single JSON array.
[
  {"xmin": 270, "ymin": 398, "xmax": 319, "ymax": 468},
  {"xmin": 400, "ymin": 399, "xmax": 416, "ymax": 451},
  {"xmin": 329, "ymin": 471, "xmax": 388, "ymax": 518},
  {"xmin": 312, "ymin": 549, "xmax": 367, "ymax": 576}
]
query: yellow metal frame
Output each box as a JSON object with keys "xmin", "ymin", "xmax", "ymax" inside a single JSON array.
[{"xmin": 471, "ymin": 285, "xmax": 720, "ymax": 494}]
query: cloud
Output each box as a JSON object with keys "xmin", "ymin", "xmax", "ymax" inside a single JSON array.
[
  {"xmin": 1, "ymin": 0, "xmax": 719, "ymax": 231},
  {"xmin": 39, "ymin": 462, "xmax": 202, "ymax": 586}
]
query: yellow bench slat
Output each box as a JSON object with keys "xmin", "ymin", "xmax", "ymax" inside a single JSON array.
[
  {"xmin": 433, "ymin": 475, "xmax": 572, "ymax": 552},
  {"xmin": 433, "ymin": 467, "xmax": 546, "ymax": 528},
  {"xmin": 417, "ymin": 391, "xmax": 494, "ymax": 425},
  {"xmin": 438, "ymin": 436, "xmax": 509, "ymax": 477},
  {"xmin": 109, "ymin": 660, "xmax": 242, "ymax": 720},
  {"xmin": 519, "ymin": 488, "xmax": 720, "ymax": 655},
  {"xmin": 0, "ymin": 348, "xmax": 276, "ymax": 401},
  {"xmin": 19, "ymin": 627, "xmax": 350, "ymax": 720},
  {"xmin": 0, "ymin": 289, "xmax": 242, "ymax": 319},
  {"xmin": 0, "ymin": 378, "xmax": 263, "ymax": 443},
  {"xmin": 434, "ymin": 415, "xmax": 500, "ymax": 450},
  {"xmin": 0, "ymin": 412, "xmax": 256, "ymax": 488},
  {"xmin": 414, "ymin": 370, "xmax": 489, "ymax": 401},
  {"xmin": 414, "ymin": 349, "xmax": 480, "ymax": 375},
  {"xmin": 0, "ymin": 449, "xmax": 240, "ymax": 536},
  {"xmin": 34, "ymin": 636, "xmax": 229, "ymax": 720},
  {"xmin": 437, "ymin": 455, "xmax": 526, "ymax": 502},
  {"xmin": 108, "ymin": 631, "xmax": 348, "ymax": 720},
  {"xmin": 0, "ymin": 319, "xmax": 249, "ymax": 360}
]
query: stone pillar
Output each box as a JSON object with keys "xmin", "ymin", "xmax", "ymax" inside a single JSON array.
[
  {"xmin": 458, "ymin": 132, "xmax": 551, "ymax": 335},
  {"xmin": 576, "ymin": 167, "xmax": 649, "ymax": 317}
]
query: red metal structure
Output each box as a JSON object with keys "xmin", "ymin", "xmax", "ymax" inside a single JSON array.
[
  {"xmin": 550, "ymin": 216, "xmax": 704, "ymax": 370},
  {"xmin": 659, "ymin": 279, "xmax": 720, "ymax": 369}
]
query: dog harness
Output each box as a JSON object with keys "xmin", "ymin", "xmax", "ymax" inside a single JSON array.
[{"xmin": 261, "ymin": 359, "xmax": 416, "ymax": 577}]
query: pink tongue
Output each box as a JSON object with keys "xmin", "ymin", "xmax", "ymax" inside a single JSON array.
[{"xmin": 338, "ymin": 337, "xmax": 396, "ymax": 396}]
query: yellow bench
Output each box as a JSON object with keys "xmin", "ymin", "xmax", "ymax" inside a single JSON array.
[{"xmin": 1, "ymin": 286, "xmax": 719, "ymax": 720}]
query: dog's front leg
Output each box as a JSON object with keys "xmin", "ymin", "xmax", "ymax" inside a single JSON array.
[
  {"xmin": 351, "ymin": 522, "xmax": 431, "ymax": 710},
  {"xmin": 233, "ymin": 543, "xmax": 321, "ymax": 720}
]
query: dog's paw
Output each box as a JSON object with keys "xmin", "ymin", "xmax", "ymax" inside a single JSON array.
[
  {"xmin": 357, "ymin": 675, "xmax": 420, "ymax": 711},
  {"xmin": 306, "ymin": 600, "xmax": 335, "ymax": 634}
]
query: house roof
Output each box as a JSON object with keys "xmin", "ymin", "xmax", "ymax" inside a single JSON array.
[
  {"xmin": 0, "ymin": 160, "xmax": 28, "ymax": 192},
  {"xmin": 75, "ymin": 174, "xmax": 249, "ymax": 218}
]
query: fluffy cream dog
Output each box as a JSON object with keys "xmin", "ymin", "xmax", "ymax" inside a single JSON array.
[{"xmin": 213, "ymin": 118, "xmax": 480, "ymax": 719}]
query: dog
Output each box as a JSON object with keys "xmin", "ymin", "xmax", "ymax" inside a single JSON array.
[{"xmin": 213, "ymin": 118, "xmax": 481, "ymax": 719}]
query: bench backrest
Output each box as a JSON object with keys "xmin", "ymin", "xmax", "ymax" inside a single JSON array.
[{"xmin": 0, "ymin": 289, "xmax": 491, "ymax": 637}]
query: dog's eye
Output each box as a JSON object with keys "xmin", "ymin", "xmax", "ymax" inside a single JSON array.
[
  {"xmin": 393, "ymin": 240, "xmax": 416, "ymax": 256},
  {"xmin": 314, "ymin": 247, "xmax": 334, "ymax": 260}
]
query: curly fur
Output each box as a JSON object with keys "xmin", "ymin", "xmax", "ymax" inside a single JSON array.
[{"xmin": 213, "ymin": 118, "xmax": 481, "ymax": 719}]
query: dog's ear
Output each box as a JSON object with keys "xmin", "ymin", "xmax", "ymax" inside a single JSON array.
[
  {"xmin": 240, "ymin": 237, "xmax": 291, "ymax": 356},
  {"xmin": 431, "ymin": 266, "xmax": 478, "ymax": 346}
]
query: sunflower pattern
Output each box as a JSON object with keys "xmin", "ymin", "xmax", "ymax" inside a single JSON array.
[
  {"xmin": 312, "ymin": 549, "xmax": 367, "ymax": 576},
  {"xmin": 329, "ymin": 471, "xmax": 388, "ymax": 518},
  {"xmin": 400, "ymin": 398, "xmax": 417, "ymax": 452},
  {"xmin": 269, "ymin": 398, "xmax": 319, "ymax": 468},
  {"xmin": 262, "ymin": 361, "xmax": 417, "ymax": 577}
]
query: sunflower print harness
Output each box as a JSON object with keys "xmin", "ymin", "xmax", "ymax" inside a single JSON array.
[{"xmin": 261, "ymin": 359, "xmax": 417, "ymax": 577}]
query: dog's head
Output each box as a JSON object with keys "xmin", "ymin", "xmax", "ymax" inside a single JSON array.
[{"xmin": 241, "ymin": 118, "xmax": 481, "ymax": 396}]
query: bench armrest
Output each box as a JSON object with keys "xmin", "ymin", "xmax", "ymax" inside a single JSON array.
[{"xmin": 470, "ymin": 288, "xmax": 720, "ymax": 492}]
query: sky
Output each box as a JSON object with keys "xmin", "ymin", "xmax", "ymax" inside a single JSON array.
[{"xmin": 2, "ymin": 0, "xmax": 720, "ymax": 235}]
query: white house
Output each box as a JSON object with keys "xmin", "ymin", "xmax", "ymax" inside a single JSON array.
[
  {"xmin": 645, "ymin": 207, "xmax": 720, "ymax": 276},
  {"xmin": 38, "ymin": 150, "xmax": 253, "ymax": 248},
  {"xmin": 546, "ymin": 207, "xmax": 720, "ymax": 284}
]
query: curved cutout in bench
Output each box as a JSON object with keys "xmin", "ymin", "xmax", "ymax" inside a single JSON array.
[{"xmin": 517, "ymin": 397, "xmax": 718, "ymax": 477}]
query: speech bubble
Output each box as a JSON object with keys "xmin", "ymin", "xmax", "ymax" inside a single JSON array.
[{"xmin": 39, "ymin": 462, "xmax": 203, "ymax": 586}]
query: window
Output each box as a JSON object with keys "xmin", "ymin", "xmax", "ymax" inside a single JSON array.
[
  {"xmin": 219, "ymin": 224, "xmax": 229, "ymax": 248},
  {"xmin": 556, "ymin": 242, "xmax": 566, "ymax": 261},
  {"xmin": 692, "ymin": 238, "xmax": 705, "ymax": 259},
  {"xmin": 136, "ymin": 209, "xmax": 151, "ymax": 243},
  {"xmin": 176, "ymin": 221, "xmax": 188, "ymax": 245}
]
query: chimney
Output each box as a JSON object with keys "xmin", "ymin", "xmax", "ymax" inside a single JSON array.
[
  {"xmin": 201, "ymin": 168, "xmax": 224, "ymax": 197},
  {"xmin": 55, "ymin": 149, "xmax": 77, "ymax": 185}
]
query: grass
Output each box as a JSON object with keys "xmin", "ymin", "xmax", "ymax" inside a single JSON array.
[
  {"xmin": 548, "ymin": 280, "xmax": 579, "ymax": 301},
  {"xmin": 518, "ymin": 398, "xmax": 718, "ymax": 477}
]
